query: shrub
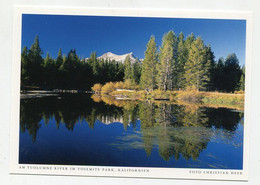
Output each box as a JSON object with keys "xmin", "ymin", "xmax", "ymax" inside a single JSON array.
[
  {"xmin": 114, "ymin": 81, "xmax": 125, "ymax": 89},
  {"xmin": 131, "ymin": 90, "xmax": 146, "ymax": 99},
  {"xmin": 91, "ymin": 83, "xmax": 102, "ymax": 93},
  {"xmin": 177, "ymin": 87, "xmax": 202, "ymax": 103},
  {"xmin": 123, "ymin": 79, "xmax": 139, "ymax": 90},
  {"xmin": 101, "ymin": 82, "xmax": 116, "ymax": 94},
  {"xmin": 91, "ymin": 94, "xmax": 102, "ymax": 102}
]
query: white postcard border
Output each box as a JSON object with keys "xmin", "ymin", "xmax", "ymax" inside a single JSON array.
[{"xmin": 10, "ymin": 6, "xmax": 252, "ymax": 181}]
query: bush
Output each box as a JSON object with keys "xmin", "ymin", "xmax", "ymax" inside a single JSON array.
[
  {"xmin": 91, "ymin": 83, "xmax": 102, "ymax": 93},
  {"xmin": 114, "ymin": 81, "xmax": 125, "ymax": 89},
  {"xmin": 91, "ymin": 94, "xmax": 102, "ymax": 102},
  {"xmin": 101, "ymin": 82, "xmax": 116, "ymax": 94},
  {"xmin": 131, "ymin": 90, "xmax": 146, "ymax": 99},
  {"xmin": 123, "ymin": 79, "xmax": 139, "ymax": 90},
  {"xmin": 177, "ymin": 87, "xmax": 202, "ymax": 103}
]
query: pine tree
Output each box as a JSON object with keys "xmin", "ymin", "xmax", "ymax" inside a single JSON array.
[
  {"xmin": 27, "ymin": 35, "xmax": 44, "ymax": 86},
  {"xmin": 40, "ymin": 53, "xmax": 54, "ymax": 88},
  {"xmin": 59, "ymin": 49, "xmax": 81, "ymax": 89},
  {"xmin": 89, "ymin": 51, "xmax": 99, "ymax": 76},
  {"xmin": 239, "ymin": 65, "xmax": 245, "ymax": 91},
  {"xmin": 56, "ymin": 48, "xmax": 63, "ymax": 69},
  {"xmin": 132, "ymin": 59, "xmax": 141, "ymax": 84},
  {"xmin": 176, "ymin": 32, "xmax": 188, "ymax": 89},
  {"xmin": 185, "ymin": 33, "xmax": 195, "ymax": 49},
  {"xmin": 184, "ymin": 37, "xmax": 209, "ymax": 90},
  {"xmin": 156, "ymin": 31, "xmax": 175, "ymax": 91},
  {"xmin": 30, "ymin": 35, "xmax": 43, "ymax": 57},
  {"xmin": 211, "ymin": 57, "xmax": 225, "ymax": 91},
  {"xmin": 204, "ymin": 45, "xmax": 215, "ymax": 90},
  {"xmin": 140, "ymin": 36, "xmax": 158, "ymax": 91},
  {"xmin": 43, "ymin": 53, "xmax": 52, "ymax": 67},
  {"xmin": 223, "ymin": 53, "xmax": 242, "ymax": 92},
  {"xmin": 124, "ymin": 55, "xmax": 134, "ymax": 82},
  {"xmin": 116, "ymin": 62, "xmax": 125, "ymax": 82},
  {"xmin": 201, "ymin": 45, "xmax": 214, "ymax": 91},
  {"xmin": 21, "ymin": 46, "xmax": 29, "ymax": 87},
  {"xmin": 171, "ymin": 31, "xmax": 179, "ymax": 90}
]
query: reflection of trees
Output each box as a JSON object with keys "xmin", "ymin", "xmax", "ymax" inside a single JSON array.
[
  {"xmin": 20, "ymin": 95, "xmax": 124, "ymax": 141},
  {"xmin": 137, "ymin": 102, "xmax": 242, "ymax": 161},
  {"xmin": 154, "ymin": 104, "xmax": 175, "ymax": 161},
  {"xmin": 20, "ymin": 99, "xmax": 42, "ymax": 143},
  {"xmin": 206, "ymin": 108, "xmax": 243, "ymax": 131},
  {"xmin": 121, "ymin": 104, "xmax": 139, "ymax": 130},
  {"xmin": 170, "ymin": 127, "xmax": 210, "ymax": 160},
  {"xmin": 180, "ymin": 105, "xmax": 209, "ymax": 127},
  {"xmin": 239, "ymin": 112, "xmax": 244, "ymax": 126},
  {"xmin": 21, "ymin": 95, "xmax": 243, "ymax": 162},
  {"xmin": 139, "ymin": 102, "xmax": 157, "ymax": 156},
  {"xmin": 91, "ymin": 94, "xmax": 102, "ymax": 103},
  {"xmin": 20, "ymin": 95, "xmax": 140, "ymax": 142},
  {"xmin": 84, "ymin": 108, "xmax": 97, "ymax": 129},
  {"xmin": 53, "ymin": 111, "xmax": 62, "ymax": 129},
  {"xmin": 138, "ymin": 103, "xmax": 210, "ymax": 161}
]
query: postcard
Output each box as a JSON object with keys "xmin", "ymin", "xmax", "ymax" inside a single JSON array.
[{"xmin": 10, "ymin": 6, "xmax": 252, "ymax": 181}]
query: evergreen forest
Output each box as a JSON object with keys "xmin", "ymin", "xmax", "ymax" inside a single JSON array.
[{"xmin": 21, "ymin": 31, "xmax": 245, "ymax": 93}]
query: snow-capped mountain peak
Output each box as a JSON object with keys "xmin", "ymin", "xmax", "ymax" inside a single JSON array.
[
  {"xmin": 98, "ymin": 52, "xmax": 137, "ymax": 64},
  {"xmin": 84, "ymin": 51, "xmax": 140, "ymax": 64}
]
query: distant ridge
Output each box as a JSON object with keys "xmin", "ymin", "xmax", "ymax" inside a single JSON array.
[{"xmin": 85, "ymin": 52, "xmax": 140, "ymax": 64}]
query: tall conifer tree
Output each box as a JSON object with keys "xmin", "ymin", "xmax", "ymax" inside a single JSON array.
[
  {"xmin": 223, "ymin": 53, "xmax": 242, "ymax": 92},
  {"xmin": 184, "ymin": 37, "xmax": 209, "ymax": 90},
  {"xmin": 124, "ymin": 55, "xmax": 134, "ymax": 82},
  {"xmin": 27, "ymin": 35, "xmax": 43, "ymax": 86},
  {"xmin": 239, "ymin": 65, "xmax": 245, "ymax": 91},
  {"xmin": 156, "ymin": 31, "xmax": 175, "ymax": 91},
  {"xmin": 56, "ymin": 48, "xmax": 63, "ymax": 69},
  {"xmin": 203, "ymin": 45, "xmax": 215, "ymax": 90},
  {"xmin": 21, "ymin": 47, "xmax": 29, "ymax": 87},
  {"xmin": 176, "ymin": 32, "xmax": 188, "ymax": 89},
  {"xmin": 132, "ymin": 59, "xmax": 141, "ymax": 84},
  {"xmin": 140, "ymin": 36, "xmax": 158, "ymax": 91}
]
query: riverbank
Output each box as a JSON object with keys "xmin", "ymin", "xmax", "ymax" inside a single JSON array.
[
  {"xmin": 20, "ymin": 89, "xmax": 93, "ymax": 99},
  {"xmin": 20, "ymin": 88, "xmax": 244, "ymax": 110},
  {"xmin": 20, "ymin": 90, "xmax": 58, "ymax": 99},
  {"xmin": 103, "ymin": 89, "xmax": 244, "ymax": 110}
]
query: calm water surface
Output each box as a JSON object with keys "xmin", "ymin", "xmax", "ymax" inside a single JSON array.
[{"xmin": 19, "ymin": 94, "xmax": 243, "ymax": 169}]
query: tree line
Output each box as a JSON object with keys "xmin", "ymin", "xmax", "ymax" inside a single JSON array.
[
  {"xmin": 21, "ymin": 33, "xmax": 245, "ymax": 92},
  {"xmin": 21, "ymin": 36, "xmax": 127, "ymax": 90},
  {"xmin": 138, "ymin": 31, "xmax": 245, "ymax": 92}
]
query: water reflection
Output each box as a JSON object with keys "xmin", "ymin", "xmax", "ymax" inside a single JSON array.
[{"xmin": 20, "ymin": 94, "xmax": 243, "ymax": 167}]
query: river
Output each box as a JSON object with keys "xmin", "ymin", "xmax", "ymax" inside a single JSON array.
[{"xmin": 19, "ymin": 93, "xmax": 244, "ymax": 169}]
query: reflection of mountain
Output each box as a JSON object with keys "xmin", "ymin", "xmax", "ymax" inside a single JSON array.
[
  {"xmin": 20, "ymin": 94, "xmax": 243, "ymax": 162},
  {"xmin": 98, "ymin": 117, "xmax": 124, "ymax": 125}
]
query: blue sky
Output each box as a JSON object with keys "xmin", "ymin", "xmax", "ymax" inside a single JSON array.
[{"xmin": 22, "ymin": 14, "xmax": 246, "ymax": 65}]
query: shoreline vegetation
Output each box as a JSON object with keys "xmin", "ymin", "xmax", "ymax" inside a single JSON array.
[
  {"xmin": 20, "ymin": 85, "xmax": 244, "ymax": 111},
  {"xmin": 20, "ymin": 90, "xmax": 244, "ymax": 111},
  {"xmin": 21, "ymin": 30, "xmax": 245, "ymax": 110},
  {"xmin": 90, "ymin": 81, "xmax": 244, "ymax": 110}
]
